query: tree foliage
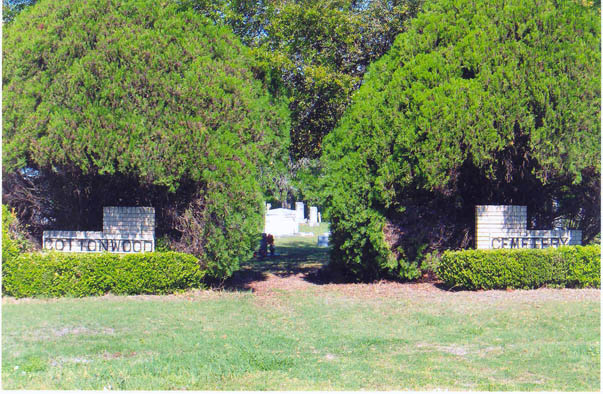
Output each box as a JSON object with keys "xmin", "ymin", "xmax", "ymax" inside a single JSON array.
[
  {"xmin": 321, "ymin": 0, "xmax": 600, "ymax": 281},
  {"xmin": 186, "ymin": 0, "xmax": 423, "ymax": 160},
  {"xmin": 2, "ymin": 0, "xmax": 290, "ymax": 280},
  {"xmin": 2, "ymin": 0, "xmax": 34, "ymax": 23}
]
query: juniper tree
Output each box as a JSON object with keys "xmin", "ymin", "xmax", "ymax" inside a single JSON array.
[
  {"xmin": 321, "ymin": 0, "xmax": 601, "ymax": 281},
  {"xmin": 2, "ymin": 0, "xmax": 290, "ymax": 280}
]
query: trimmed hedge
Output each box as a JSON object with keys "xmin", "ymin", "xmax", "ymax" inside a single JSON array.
[
  {"xmin": 437, "ymin": 245, "xmax": 601, "ymax": 290},
  {"xmin": 2, "ymin": 252, "xmax": 206, "ymax": 298}
]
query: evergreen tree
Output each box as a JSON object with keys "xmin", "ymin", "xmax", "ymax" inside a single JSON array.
[
  {"xmin": 321, "ymin": 0, "xmax": 600, "ymax": 281},
  {"xmin": 2, "ymin": 0, "xmax": 290, "ymax": 280}
]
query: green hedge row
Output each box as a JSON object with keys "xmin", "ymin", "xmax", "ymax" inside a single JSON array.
[
  {"xmin": 2, "ymin": 252, "xmax": 206, "ymax": 298},
  {"xmin": 437, "ymin": 245, "xmax": 600, "ymax": 290}
]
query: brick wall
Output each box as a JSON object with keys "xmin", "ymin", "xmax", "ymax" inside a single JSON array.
[{"xmin": 103, "ymin": 207, "xmax": 155, "ymax": 237}]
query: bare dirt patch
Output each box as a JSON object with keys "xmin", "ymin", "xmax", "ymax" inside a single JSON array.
[
  {"xmin": 225, "ymin": 265, "xmax": 600, "ymax": 304},
  {"xmin": 3, "ymin": 271, "xmax": 599, "ymax": 305},
  {"xmin": 244, "ymin": 272, "xmax": 314, "ymax": 294}
]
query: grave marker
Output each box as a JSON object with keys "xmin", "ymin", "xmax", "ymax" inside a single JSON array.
[
  {"xmin": 309, "ymin": 206, "xmax": 318, "ymax": 227},
  {"xmin": 295, "ymin": 201, "xmax": 305, "ymax": 223}
]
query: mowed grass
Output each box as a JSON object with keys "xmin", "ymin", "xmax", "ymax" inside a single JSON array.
[{"xmin": 2, "ymin": 227, "xmax": 600, "ymax": 390}]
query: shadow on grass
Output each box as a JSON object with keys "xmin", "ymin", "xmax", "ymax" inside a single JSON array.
[
  {"xmin": 223, "ymin": 240, "xmax": 334, "ymax": 291},
  {"xmin": 222, "ymin": 234, "xmax": 442, "ymax": 292}
]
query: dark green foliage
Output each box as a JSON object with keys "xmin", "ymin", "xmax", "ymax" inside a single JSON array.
[
  {"xmin": 437, "ymin": 245, "xmax": 601, "ymax": 290},
  {"xmin": 2, "ymin": 0, "xmax": 290, "ymax": 280},
  {"xmin": 257, "ymin": 0, "xmax": 423, "ymax": 161},
  {"xmin": 181, "ymin": 1, "xmax": 424, "ymax": 205},
  {"xmin": 2, "ymin": 252, "xmax": 205, "ymax": 297},
  {"xmin": 321, "ymin": 0, "xmax": 600, "ymax": 281},
  {"xmin": 186, "ymin": 0, "xmax": 423, "ymax": 161}
]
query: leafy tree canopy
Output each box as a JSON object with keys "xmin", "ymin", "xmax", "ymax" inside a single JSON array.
[
  {"xmin": 3, "ymin": 0, "xmax": 289, "ymax": 190},
  {"xmin": 185, "ymin": 0, "xmax": 423, "ymax": 160},
  {"xmin": 3, "ymin": 0, "xmax": 290, "ymax": 279},
  {"xmin": 2, "ymin": 0, "xmax": 34, "ymax": 23},
  {"xmin": 321, "ymin": 0, "xmax": 600, "ymax": 281}
]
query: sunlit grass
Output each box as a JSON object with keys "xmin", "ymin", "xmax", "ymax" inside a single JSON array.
[{"xmin": 3, "ymin": 290, "xmax": 599, "ymax": 390}]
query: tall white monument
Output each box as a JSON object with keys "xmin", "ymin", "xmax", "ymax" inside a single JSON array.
[
  {"xmin": 309, "ymin": 206, "xmax": 318, "ymax": 227},
  {"xmin": 295, "ymin": 201, "xmax": 305, "ymax": 223}
]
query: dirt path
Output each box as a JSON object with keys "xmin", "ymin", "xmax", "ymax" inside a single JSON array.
[{"xmin": 224, "ymin": 263, "xmax": 600, "ymax": 303}]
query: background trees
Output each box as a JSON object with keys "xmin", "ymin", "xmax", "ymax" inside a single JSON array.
[
  {"xmin": 321, "ymin": 0, "xmax": 601, "ymax": 281},
  {"xmin": 2, "ymin": 0, "xmax": 290, "ymax": 279},
  {"xmin": 205, "ymin": 0, "xmax": 424, "ymax": 202},
  {"xmin": 182, "ymin": 1, "xmax": 424, "ymax": 206}
]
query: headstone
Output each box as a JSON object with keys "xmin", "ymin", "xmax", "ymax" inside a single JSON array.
[
  {"xmin": 317, "ymin": 232, "xmax": 330, "ymax": 247},
  {"xmin": 295, "ymin": 201, "xmax": 305, "ymax": 223},
  {"xmin": 475, "ymin": 205, "xmax": 581, "ymax": 249},
  {"xmin": 309, "ymin": 206, "xmax": 318, "ymax": 227},
  {"xmin": 264, "ymin": 208, "xmax": 299, "ymax": 236},
  {"xmin": 43, "ymin": 207, "xmax": 155, "ymax": 253}
]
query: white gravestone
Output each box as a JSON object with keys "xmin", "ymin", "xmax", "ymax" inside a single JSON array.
[
  {"xmin": 309, "ymin": 206, "xmax": 318, "ymax": 227},
  {"xmin": 43, "ymin": 207, "xmax": 155, "ymax": 253},
  {"xmin": 295, "ymin": 201, "xmax": 305, "ymax": 223},
  {"xmin": 475, "ymin": 205, "xmax": 581, "ymax": 249},
  {"xmin": 317, "ymin": 232, "xmax": 330, "ymax": 247},
  {"xmin": 264, "ymin": 208, "xmax": 299, "ymax": 236}
]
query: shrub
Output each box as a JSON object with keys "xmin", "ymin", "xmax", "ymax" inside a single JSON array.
[
  {"xmin": 2, "ymin": 252, "xmax": 206, "ymax": 298},
  {"xmin": 2, "ymin": 204, "xmax": 32, "ymax": 265},
  {"xmin": 2, "ymin": 205, "xmax": 22, "ymax": 266},
  {"xmin": 437, "ymin": 245, "xmax": 601, "ymax": 290},
  {"xmin": 420, "ymin": 251, "xmax": 441, "ymax": 276}
]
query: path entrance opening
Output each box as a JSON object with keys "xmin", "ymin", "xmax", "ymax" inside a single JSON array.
[{"xmin": 226, "ymin": 222, "xmax": 331, "ymax": 292}]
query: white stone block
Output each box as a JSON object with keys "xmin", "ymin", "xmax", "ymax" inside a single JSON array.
[
  {"xmin": 309, "ymin": 206, "xmax": 318, "ymax": 226},
  {"xmin": 264, "ymin": 208, "xmax": 299, "ymax": 236},
  {"xmin": 475, "ymin": 205, "xmax": 581, "ymax": 249},
  {"xmin": 295, "ymin": 202, "xmax": 305, "ymax": 223}
]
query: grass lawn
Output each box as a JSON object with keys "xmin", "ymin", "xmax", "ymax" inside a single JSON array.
[{"xmin": 2, "ymin": 226, "xmax": 600, "ymax": 390}]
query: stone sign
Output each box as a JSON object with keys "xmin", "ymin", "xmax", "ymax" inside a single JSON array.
[
  {"xmin": 43, "ymin": 207, "xmax": 155, "ymax": 253},
  {"xmin": 475, "ymin": 205, "xmax": 581, "ymax": 249}
]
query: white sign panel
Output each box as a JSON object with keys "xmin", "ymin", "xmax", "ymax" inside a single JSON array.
[
  {"xmin": 43, "ymin": 207, "xmax": 155, "ymax": 253},
  {"xmin": 475, "ymin": 205, "xmax": 581, "ymax": 249}
]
